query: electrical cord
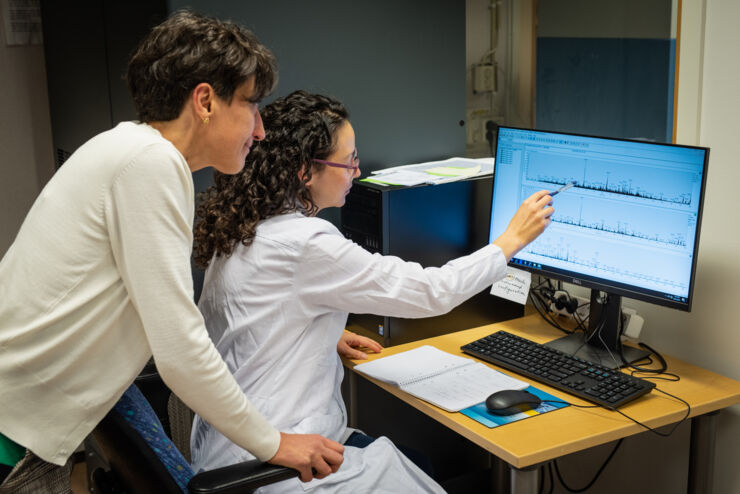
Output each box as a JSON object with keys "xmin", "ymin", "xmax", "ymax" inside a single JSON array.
[
  {"xmin": 538, "ymin": 464, "xmax": 544, "ymax": 494},
  {"xmin": 597, "ymin": 330, "xmax": 620, "ymax": 369},
  {"xmin": 541, "ymin": 400, "xmax": 599, "ymax": 409},
  {"xmin": 532, "ymin": 285, "xmax": 681, "ymax": 386},
  {"xmin": 622, "ymin": 347, "xmax": 679, "ymax": 380},
  {"xmin": 612, "ymin": 387, "xmax": 691, "ymax": 437},
  {"xmin": 631, "ymin": 369, "xmax": 681, "ymax": 382},
  {"xmin": 553, "ymin": 439, "xmax": 624, "ymax": 493},
  {"xmin": 579, "ymin": 293, "xmax": 624, "ymax": 369},
  {"xmin": 615, "ymin": 321, "xmax": 692, "ymax": 435},
  {"xmin": 539, "ymin": 392, "xmax": 687, "ymax": 490},
  {"xmin": 543, "ymin": 363, "xmax": 691, "ymax": 439},
  {"xmin": 531, "ymin": 281, "xmax": 591, "ymax": 334},
  {"xmin": 547, "ymin": 388, "xmax": 690, "ymax": 438},
  {"xmin": 525, "ymin": 286, "xmax": 622, "ymax": 492},
  {"xmin": 522, "ymin": 283, "xmax": 692, "ymax": 494},
  {"xmin": 538, "ymin": 462, "xmax": 554, "ymax": 494},
  {"xmin": 622, "ymin": 341, "xmax": 668, "ymax": 374},
  {"xmin": 567, "ymin": 301, "xmax": 608, "ymax": 363},
  {"xmin": 530, "ymin": 282, "xmax": 692, "ymax": 437},
  {"xmin": 572, "ymin": 302, "xmax": 590, "ymax": 332},
  {"xmin": 513, "ymin": 320, "xmax": 689, "ymax": 492},
  {"xmin": 485, "ymin": 120, "xmax": 498, "ymax": 157},
  {"xmin": 528, "ymin": 290, "xmax": 572, "ymax": 334},
  {"xmin": 534, "ymin": 392, "xmax": 689, "ymax": 494},
  {"xmin": 535, "ymin": 402, "xmax": 619, "ymax": 494},
  {"xmin": 543, "ymin": 378, "xmax": 690, "ymax": 439},
  {"xmin": 529, "ymin": 280, "xmax": 583, "ymax": 335},
  {"xmin": 545, "ymin": 463, "xmax": 554, "ymax": 494}
]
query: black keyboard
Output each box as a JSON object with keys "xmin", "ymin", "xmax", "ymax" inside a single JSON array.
[{"xmin": 461, "ymin": 330, "xmax": 655, "ymax": 409}]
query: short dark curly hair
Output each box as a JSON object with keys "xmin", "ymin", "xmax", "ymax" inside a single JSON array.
[
  {"xmin": 193, "ymin": 90, "xmax": 349, "ymax": 268},
  {"xmin": 126, "ymin": 10, "xmax": 277, "ymax": 122}
]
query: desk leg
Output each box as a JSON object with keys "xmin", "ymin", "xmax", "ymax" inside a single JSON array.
[
  {"xmin": 687, "ymin": 410, "xmax": 719, "ymax": 494},
  {"xmin": 509, "ymin": 464, "xmax": 539, "ymax": 494},
  {"xmin": 489, "ymin": 455, "xmax": 510, "ymax": 494}
]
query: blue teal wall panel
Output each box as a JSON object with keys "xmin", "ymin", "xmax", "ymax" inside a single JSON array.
[{"xmin": 536, "ymin": 37, "xmax": 675, "ymax": 143}]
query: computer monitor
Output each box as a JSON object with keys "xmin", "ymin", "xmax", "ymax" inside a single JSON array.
[{"xmin": 489, "ymin": 126, "xmax": 709, "ymax": 368}]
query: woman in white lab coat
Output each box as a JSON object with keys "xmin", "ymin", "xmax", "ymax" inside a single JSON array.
[{"xmin": 190, "ymin": 90, "xmax": 554, "ymax": 492}]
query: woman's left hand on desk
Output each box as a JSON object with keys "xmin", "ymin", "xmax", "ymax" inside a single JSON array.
[{"xmin": 337, "ymin": 331, "xmax": 383, "ymax": 360}]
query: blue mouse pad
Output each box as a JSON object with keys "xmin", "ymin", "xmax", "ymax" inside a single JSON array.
[{"xmin": 460, "ymin": 386, "xmax": 569, "ymax": 428}]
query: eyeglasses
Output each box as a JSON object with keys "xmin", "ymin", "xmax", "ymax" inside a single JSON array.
[{"xmin": 312, "ymin": 154, "xmax": 360, "ymax": 172}]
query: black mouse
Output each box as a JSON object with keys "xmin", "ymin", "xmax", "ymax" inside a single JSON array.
[{"xmin": 485, "ymin": 389, "xmax": 542, "ymax": 416}]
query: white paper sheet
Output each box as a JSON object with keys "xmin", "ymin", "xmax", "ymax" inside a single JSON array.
[{"xmin": 490, "ymin": 267, "xmax": 531, "ymax": 305}]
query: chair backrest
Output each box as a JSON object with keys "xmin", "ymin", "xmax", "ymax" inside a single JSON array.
[{"xmin": 93, "ymin": 384, "xmax": 193, "ymax": 494}]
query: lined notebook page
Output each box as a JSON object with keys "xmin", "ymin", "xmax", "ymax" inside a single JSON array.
[
  {"xmin": 402, "ymin": 362, "xmax": 528, "ymax": 412},
  {"xmin": 354, "ymin": 345, "xmax": 471, "ymax": 386},
  {"xmin": 354, "ymin": 345, "xmax": 528, "ymax": 412}
]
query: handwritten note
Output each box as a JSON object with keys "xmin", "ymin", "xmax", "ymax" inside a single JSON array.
[{"xmin": 490, "ymin": 267, "xmax": 531, "ymax": 305}]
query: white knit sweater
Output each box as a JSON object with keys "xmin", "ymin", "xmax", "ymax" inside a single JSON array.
[{"xmin": 0, "ymin": 122, "xmax": 280, "ymax": 465}]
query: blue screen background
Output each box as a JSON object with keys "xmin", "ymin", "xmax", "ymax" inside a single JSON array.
[{"xmin": 490, "ymin": 128, "xmax": 706, "ymax": 306}]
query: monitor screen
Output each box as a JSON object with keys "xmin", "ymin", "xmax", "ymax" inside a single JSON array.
[{"xmin": 489, "ymin": 127, "xmax": 708, "ymax": 366}]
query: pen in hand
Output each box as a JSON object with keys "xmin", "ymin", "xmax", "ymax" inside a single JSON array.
[{"xmin": 550, "ymin": 181, "xmax": 576, "ymax": 196}]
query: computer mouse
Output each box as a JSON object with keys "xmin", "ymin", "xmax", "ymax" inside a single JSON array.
[{"xmin": 485, "ymin": 389, "xmax": 542, "ymax": 416}]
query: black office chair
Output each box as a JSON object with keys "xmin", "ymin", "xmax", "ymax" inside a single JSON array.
[{"xmin": 89, "ymin": 383, "xmax": 297, "ymax": 494}]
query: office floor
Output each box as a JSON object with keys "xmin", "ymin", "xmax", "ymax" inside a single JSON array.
[{"xmin": 71, "ymin": 461, "xmax": 87, "ymax": 493}]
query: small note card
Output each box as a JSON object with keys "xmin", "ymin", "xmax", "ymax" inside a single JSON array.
[{"xmin": 490, "ymin": 267, "xmax": 531, "ymax": 305}]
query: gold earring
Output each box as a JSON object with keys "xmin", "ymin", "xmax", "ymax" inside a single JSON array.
[{"xmin": 202, "ymin": 116, "xmax": 210, "ymax": 124}]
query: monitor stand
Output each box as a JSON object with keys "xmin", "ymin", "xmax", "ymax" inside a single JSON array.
[{"xmin": 544, "ymin": 290, "xmax": 650, "ymax": 370}]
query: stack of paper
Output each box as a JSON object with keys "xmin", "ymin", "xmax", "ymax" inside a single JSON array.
[{"xmin": 362, "ymin": 157, "xmax": 493, "ymax": 187}]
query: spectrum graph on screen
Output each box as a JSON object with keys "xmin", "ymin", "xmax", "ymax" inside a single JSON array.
[{"xmin": 490, "ymin": 127, "xmax": 708, "ymax": 309}]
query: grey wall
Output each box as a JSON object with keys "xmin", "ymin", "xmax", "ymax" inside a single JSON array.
[
  {"xmin": 171, "ymin": 0, "xmax": 466, "ymax": 178},
  {"xmin": 0, "ymin": 8, "xmax": 55, "ymax": 257},
  {"xmin": 167, "ymin": 0, "xmax": 466, "ymax": 298},
  {"xmin": 40, "ymin": 0, "xmax": 167, "ymax": 168}
]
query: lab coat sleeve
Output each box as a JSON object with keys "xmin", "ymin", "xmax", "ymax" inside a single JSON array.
[
  {"xmin": 295, "ymin": 225, "xmax": 508, "ymax": 318},
  {"xmin": 105, "ymin": 146, "xmax": 280, "ymax": 462}
]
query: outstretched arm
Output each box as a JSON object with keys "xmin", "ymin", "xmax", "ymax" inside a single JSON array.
[{"xmin": 492, "ymin": 189, "xmax": 554, "ymax": 261}]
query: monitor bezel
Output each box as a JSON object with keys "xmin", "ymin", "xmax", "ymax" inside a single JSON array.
[{"xmin": 491, "ymin": 125, "xmax": 709, "ymax": 312}]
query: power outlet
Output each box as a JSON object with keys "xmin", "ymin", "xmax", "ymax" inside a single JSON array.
[
  {"xmin": 466, "ymin": 108, "xmax": 489, "ymax": 145},
  {"xmin": 621, "ymin": 307, "xmax": 644, "ymax": 339},
  {"xmin": 465, "ymin": 109, "xmax": 504, "ymax": 147},
  {"xmin": 473, "ymin": 63, "xmax": 496, "ymax": 93},
  {"xmin": 549, "ymin": 292, "xmax": 589, "ymax": 320}
]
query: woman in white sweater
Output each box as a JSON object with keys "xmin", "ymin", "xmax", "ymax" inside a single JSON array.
[
  {"xmin": 190, "ymin": 91, "xmax": 554, "ymax": 492},
  {"xmin": 0, "ymin": 12, "xmax": 344, "ymax": 492}
]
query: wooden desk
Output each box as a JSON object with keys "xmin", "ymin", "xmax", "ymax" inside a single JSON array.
[{"xmin": 344, "ymin": 315, "xmax": 740, "ymax": 494}]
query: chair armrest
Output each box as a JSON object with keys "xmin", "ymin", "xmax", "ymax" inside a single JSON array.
[{"xmin": 188, "ymin": 459, "xmax": 298, "ymax": 494}]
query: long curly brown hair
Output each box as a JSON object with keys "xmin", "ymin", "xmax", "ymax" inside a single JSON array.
[{"xmin": 193, "ymin": 90, "xmax": 349, "ymax": 268}]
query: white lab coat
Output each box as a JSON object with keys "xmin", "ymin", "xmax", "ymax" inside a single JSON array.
[{"xmin": 191, "ymin": 212, "xmax": 507, "ymax": 492}]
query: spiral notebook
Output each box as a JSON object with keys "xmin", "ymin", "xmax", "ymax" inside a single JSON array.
[{"xmin": 353, "ymin": 345, "xmax": 528, "ymax": 412}]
